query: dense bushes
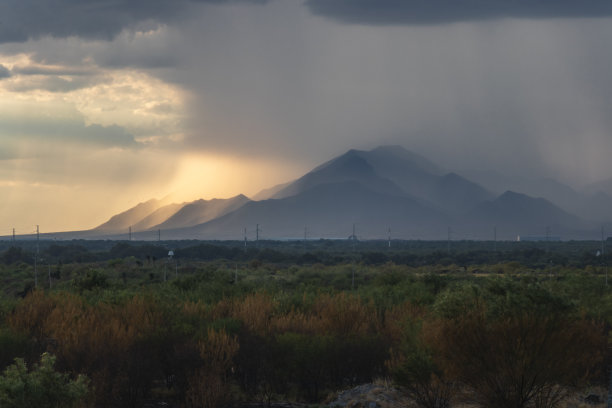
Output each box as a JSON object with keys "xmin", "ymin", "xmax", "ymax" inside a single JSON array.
[
  {"xmin": 0, "ymin": 258, "xmax": 610, "ymax": 407},
  {"xmin": 1, "ymin": 290, "xmax": 392, "ymax": 406},
  {"xmin": 389, "ymin": 278, "xmax": 608, "ymax": 408}
]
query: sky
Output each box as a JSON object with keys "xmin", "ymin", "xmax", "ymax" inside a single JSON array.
[{"xmin": 2, "ymin": 0, "xmax": 612, "ymax": 233}]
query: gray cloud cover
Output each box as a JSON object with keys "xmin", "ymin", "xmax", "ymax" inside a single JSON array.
[
  {"xmin": 148, "ymin": 2, "xmax": 612, "ymax": 187},
  {"xmin": 305, "ymin": 0, "xmax": 612, "ymax": 25},
  {"xmin": 0, "ymin": 117, "xmax": 140, "ymax": 149},
  {"xmin": 0, "ymin": 0, "xmax": 267, "ymax": 43},
  {"xmin": 3, "ymin": 0, "xmax": 612, "ymax": 190},
  {"xmin": 0, "ymin": 64, "xmax": 10, "ymax": 79},
  {"xmin": 6, "ymin": 75, "xmax": 108, "ymax": 93}
]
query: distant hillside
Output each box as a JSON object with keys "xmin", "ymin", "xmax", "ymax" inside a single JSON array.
[
  {"xmin": 464, "ymin": 191, "xmax": 587, "ymax": 238},
  {"xmin": 94, "ymin": 197, "xmax": 172, "ymax": 233},
  {"xmin": 352, "ymin": 145, "xmax": 443, "ymax": 199},
  {"xmin": 168, "ymin": 181, "xmax": 449, "ymax": 240},
  {"xmin": 153, "ymin": 195, "xmax": 250, "ymax": 230},
  {"xmin": 428, "ymin": 172, "xmax": 494, "ymax": 215},
  {"xmin": 271, "ymin": 150, "xmax": 404, "ymax": 199},
  {"xmin": 132, "ymin": 203, "xmax": 186, "ymax": 231},
  {"xmin": 80, "ymin": 145, "xmax": 610, "ymax": 240},
  {"xmin": 253, "ymin": 181, "xmax": 293, "ymax": 201}
]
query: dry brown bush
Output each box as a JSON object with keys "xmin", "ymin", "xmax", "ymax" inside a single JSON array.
[
  {"xmin": 185, "ymin": 328, "xmax": 239, "ymax": 408},
  {"xmin": 424, "ymin": 309, "xmax": 606, "ymax": 408}
]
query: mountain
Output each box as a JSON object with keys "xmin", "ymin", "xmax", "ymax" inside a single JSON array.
[
  {"xmin": 165, "ymin": 181, "xmax": 449, "ymax": 240},
  {"xmin": 271, "ymin": 150, "xmax": 404, "ymax": 199},
  {"xmin": 253, "ymin": 180, "xmax": 293, "ymax": 201},
  {"xmin": 505, "ymin": 178, "xmax": 612, "ymax": 223},
  {"xmin": 584, "ymin": 177, "xmax": 612, "ymax": 197},
  {"xmin": 269, "ymin": 145, "xmax": 493, "ymax": 214},
  {"xmin": 153, "ymin": 195, "xmax": 250, "ymax": 230},
  {"xmin": 364, "ymin": 145, "xmax": 443, "ymax": 176},
  {"xmin": 352, "ymin": 145, "xmax": 443, "ymax": 199},
  {"xmin": 81, "ymin": 145, "xmax": 609, "ymax": 241},
  {"xmin": 579, "ymin": 191, "xmax": 612, "ymax": 222},
  {"xmin": 427, "ymin": 172, "xmax": 494, "ymax": 215},
  {"xmin": 94, "ymin": 197, "xmax": 171, "ymax": 233},
  {"xmin": 464, "ymin": 191, "xmax": 586, "ymax": 239},
  {"xmin": 132, "ymin": 202, "xmax": 186, "ymax": 231}
]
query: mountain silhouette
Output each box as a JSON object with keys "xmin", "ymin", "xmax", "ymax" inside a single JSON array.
[{"xmin": 72, "ymin": 145, "xmax": 606, "ymax": 241}]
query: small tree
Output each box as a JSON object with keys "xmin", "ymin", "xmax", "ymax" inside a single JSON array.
[
  {"xmin": 426, "ymin": 310, "xmax": 605, "ymax": 408},
  {"xmin": 0, "ymin": 352, "xmax": 89, "ymax": 408},
  {"xmin": 387, "ymin": 318, "xmax": 454, "ymax": 408}
]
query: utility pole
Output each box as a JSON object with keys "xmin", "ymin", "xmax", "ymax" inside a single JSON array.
[
  {"xmin": 494, "ymin": 226, "xmax": 497, "ymax": 252},
  {"xmin": 12, "ymin": 228, "xmax": 15, "ymax": 243},
  {"xmin": 352, "ymin": 224, "xmax": 356, "ymax": 289},
  {"xmin": 34, "ymin": 225, "xmax": 39, "ymax": 288},
  {"xmin": 603, "ymin": 226, "xmax": 608, "ymax": 287}
]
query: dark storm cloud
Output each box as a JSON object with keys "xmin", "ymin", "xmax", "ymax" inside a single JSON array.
[
  {"xmin": 0, "ymin": 65, "xmax": 10, "ymax": 79},
  {"xmin": 0, "ymin": 0, "xmax": 267, "ymax": 43},
  {"xmin": 305, "ymin": 0, "xmax": 612, "ymax": 25},
  {"xmin": 163, "ymin": 3, "xmax": 612, "ymax": 186}
]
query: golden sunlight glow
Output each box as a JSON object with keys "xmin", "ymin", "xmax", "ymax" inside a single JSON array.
[
  {"xmin": 167, "ymin": 153, "xmax": 304, "ymax": 202},
  {"xmin": 0, "ymin": 51, "xmax": 306, "ymax": 233},
  {"xmin": 0, "ymin": 53, "xmax": 187, "ymax": 145}
]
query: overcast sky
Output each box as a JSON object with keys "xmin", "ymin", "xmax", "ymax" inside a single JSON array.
[{"xmin": 2, "ymin": 0, "xmax": 612, "ymax": 232}]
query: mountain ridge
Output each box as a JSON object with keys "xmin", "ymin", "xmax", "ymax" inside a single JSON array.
[{"xmin": 65, "ymin": 145, "xmax": 608, "ymax": 240}]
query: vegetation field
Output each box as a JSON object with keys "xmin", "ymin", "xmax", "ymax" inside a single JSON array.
[{"xmin": 0, "ymin": 239, "xmax": 610, "ymax": 407}]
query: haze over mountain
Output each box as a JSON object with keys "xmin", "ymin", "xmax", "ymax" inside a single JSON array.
[
  {"xmin": 94, "ymin": 197, "xmax": 174, "ymax": 233},
  {"xmin": 131, "ymin": 203, "xmax": 186, "ymax": 232},
  {"xmin": 42, "ymin": 145, "xmax": 609, "ymax": 242},
  {"xmin": 154, "ymin": 195, "xmax": 250, "ymax": 230},
  {"xmin": 163, "ymin": 181, "xmax": 449, "ymax": 240}
]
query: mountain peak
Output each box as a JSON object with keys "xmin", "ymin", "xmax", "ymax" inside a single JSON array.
[{"xmin": 499, "ymin": 190, "xmax": 527, "ymax": 200}]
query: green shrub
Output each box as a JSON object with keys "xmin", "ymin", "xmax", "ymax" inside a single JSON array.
[{"xmin": 0, "ymin": 352, "xmax": 88, "ymax": 408}]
